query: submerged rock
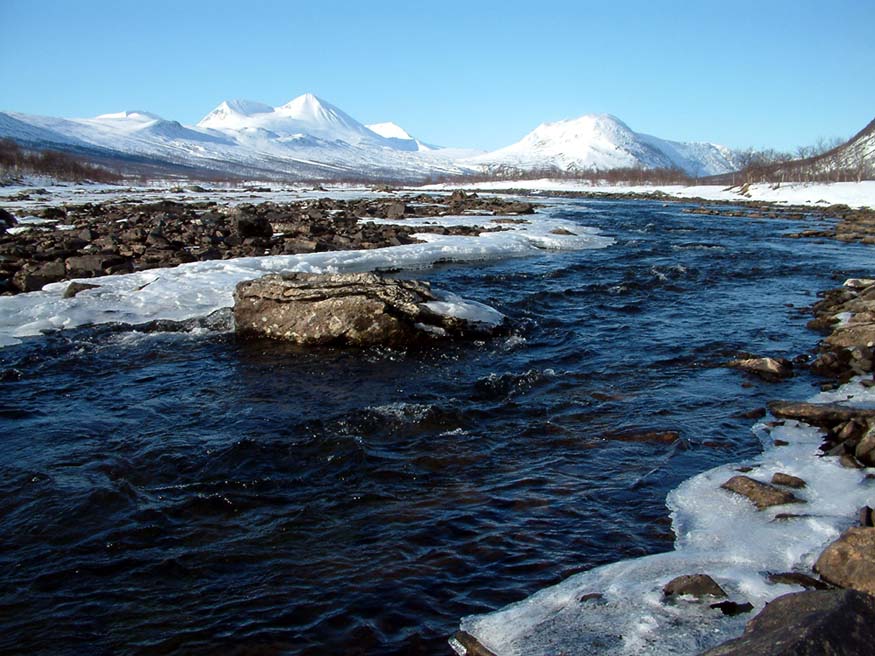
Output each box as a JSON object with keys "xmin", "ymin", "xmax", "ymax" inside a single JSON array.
[
  {"xmin": 701, "ymin": 590, "xmax": 875, "ymax": 655},
  {"xmin": 728, "ymin": 356, "xmax": 793, "ymax": 380},
  {"xmin": 662, "ymin": 574, "xmax": 727, "ymax": 598},
  {"xmin": 814, "ymin": 527, "xmax": 875, "ymax": 595},
  {"xmin": 720, "ymin": 475, "xmax": 804, "ymax": 510},
  {"xmin": 233, "ymin": 272, "xmax": 502, "ymax": 347}
]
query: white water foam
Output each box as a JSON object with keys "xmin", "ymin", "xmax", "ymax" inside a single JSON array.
[
  {"xmin": 0, "ymin": 216, "xmax": 612, "ymax": 347},
  {"xmin": 455, "ymin": 379, "xmax": 875, "ymax": 656}
]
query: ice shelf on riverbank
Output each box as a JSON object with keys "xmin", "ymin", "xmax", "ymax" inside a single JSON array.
[
  {"xmin": 0, "ymin": 213, "xmax": 612, "ymax": 347},
  {"xmin": 453, "ymin": 379, "xmax": 875, "ymax": 656},
  {"xmin": 421, "ymin": 180, "xmax": 875, "ymax": 210}
]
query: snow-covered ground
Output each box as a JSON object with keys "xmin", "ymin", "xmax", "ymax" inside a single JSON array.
[
  {"xmin": 421, "ymin": 179, "xmax": 875, "ymax": 209},
  {"xmin": 454, "ymin": 377, "xmax": 875, "ymax": 656},
  {"xmin": 0, "ymin": 210, "xmax": 612, "ymax": 347}
]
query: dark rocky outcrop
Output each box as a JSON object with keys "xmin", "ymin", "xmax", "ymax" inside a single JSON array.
[
  {"xmin": 233, "ymin": 272, "xmax": 501, "ymax": 347},
  {"xmin": 808, "ymin": 278, "xmax": 875, "ymax": 381},
  {"xmin": 0, "ymin": 207, "xmax": 16, "ymax": 234},
  {"xmin": 720, "ymin": 475, "xmax": 804, "ymax": 510},
  {"xmin": 709, "ymin": 600, "xmax": 754, "ymax": 616},
  {"xmin": 814, "ymin": 527, "xmax": 875, "ymax": 595},
  {"xmin": 0, "ymin": 193, "xmax": 538, "ymax": 295},
  {"xmin": 700, "ymin": 590, "xmax": 875, "ymax": 655}
]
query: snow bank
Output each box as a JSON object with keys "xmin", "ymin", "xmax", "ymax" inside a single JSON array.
[
  {"xmin": 421, "ymin": 180, "xmax": 875, "ymax": 210},
  {"xmin": 454, "ymin": 381, "xmax": 875, "ymax": 656},
  {"xmin": 0, "ymin": 215, "xmax": 611, "ymax": 347}
]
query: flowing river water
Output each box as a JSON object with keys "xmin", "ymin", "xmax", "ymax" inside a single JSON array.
[{"xmin": 1, "ymin": 196, "xmax": 872, "ymax": 654}]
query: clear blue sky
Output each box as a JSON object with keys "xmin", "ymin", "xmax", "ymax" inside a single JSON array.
[{"xmin": 1, "ymin": 0, "xmax": 873, "ymax": 152}]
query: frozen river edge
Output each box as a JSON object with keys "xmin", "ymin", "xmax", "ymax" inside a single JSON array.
[{"xmin": 452, "ymin": 278, "xmax": 875, "ymax": 656}]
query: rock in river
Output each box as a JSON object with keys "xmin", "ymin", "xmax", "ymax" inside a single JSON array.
[
  {"xmin": 701, "ymin": 590, "xmax": 875, "ymax": 655},
  {"xmin": 720, "ymin": 475, "xmax": 804, "ymax": 510},
  {"xmin": 233, "ymin": 272, "xmax": 503, "ymax": 347},
  {"xmin": 814, "ymin": 527, "xmax": 875, "ymax": 595}
]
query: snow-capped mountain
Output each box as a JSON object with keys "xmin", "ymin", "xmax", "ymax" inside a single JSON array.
[
  {"xmin": 0, "ymin": 96, "xmax": 742, "ymax": 181},
  {"xmin": 464, "ymin": 114, "xmax": 740, "ymax": 177},
  {"xmin": 0, "ymin": 94, "xmax": 467, "ymax": 181}
]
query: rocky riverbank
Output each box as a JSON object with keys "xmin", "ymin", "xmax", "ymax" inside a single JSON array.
[
  {"xmin": 453, "ymin": 277, "xmax": 875, "ymax": 655},
  {"xmin": 0, "ymin": 191, "xmax": 535, "ymax": 295}
]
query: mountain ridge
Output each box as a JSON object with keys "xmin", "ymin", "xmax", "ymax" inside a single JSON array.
[{"xmin": 0, "ymin": 95, "xmax": 746, "ymax": 181}]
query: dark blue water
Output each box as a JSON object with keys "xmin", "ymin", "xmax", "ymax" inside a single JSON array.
[{"xmin": 1, "ymin": 198, "xmax": 871, "ymax": 655}]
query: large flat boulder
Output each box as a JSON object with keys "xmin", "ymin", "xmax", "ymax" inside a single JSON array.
[
  {"xmin": 233, "ymin": 272, "xmax": 502, "ymax": 347},
  {"xmin": 700, "ymin": 590, "xmax": 875, "ymax": 655}
]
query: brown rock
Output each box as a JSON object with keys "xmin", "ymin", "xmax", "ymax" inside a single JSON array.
[
  {"xmin": 700, "ymin": 590, "xmax": 875, "ymax": 656},
  {"xmin": 452, "ymin": 631, "xmax": 497, "ymax": 656},
  {"xmin": 12, "ymin": 260, "xmax": 66, "ymax": 292},
  {"xmin": 720, "ymin": 475, "xmax": 804, "ymax": 510},
  {"xmin": 770, "ymin": 472, "xmax": 806, "ymax": 489},
  {"xmin": 384, "ymin": 201, "xmax": 407, "ymax": 220},
  {"xmin": 767, "ymin": 401, "xmax": 875, "ymax": 427},
  {"xmin": 766, "ymin": 572, "xmax": 832, "ymax": 590},
  {"xmin": 854, "ymin": 426, "xmax": 875, "ymax": 466},
  {"xmin": 662, "ymin": 574, "xmax": 726, "ymax": 598},
  {"xmin": 814, "ymin": 527, "xmax": 875, "ymax": 594},
  {"xmin": 63, "ymin": 281, "xmax": 101, "ymax": 298},
  {"xmin": 728, "ymin": 357, "xmax": 793, "ymax": 380}
]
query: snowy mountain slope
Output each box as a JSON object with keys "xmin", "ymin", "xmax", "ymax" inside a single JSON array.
[
  {"xmin": 0, "ymin": 94, "xmax": 468, "ymax": 181},
  {"xmin": 465, "ymin": 114, "xmax": 740, "ymax": 177},
  {"xmin": 820, "ymin": 117, "xmax": 875, "ymax": 174}
]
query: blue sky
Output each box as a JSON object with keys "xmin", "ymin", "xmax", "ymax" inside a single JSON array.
[{"xmin": 1, "ymin": 0, "xmax": 873, "ymax": 152}]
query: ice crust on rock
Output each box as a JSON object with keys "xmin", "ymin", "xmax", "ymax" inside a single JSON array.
[{"xmin": 457, "ymin": 381, "xmax": 875, "ymax": 656}]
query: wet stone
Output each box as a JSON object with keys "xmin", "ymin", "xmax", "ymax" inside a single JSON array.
[
  {"xmin": 720, "ymin": 475, "xmax": 804, "ymax": 510},
  {"xmin": 770, "ymin": 472, "xmax": 806, "ymax": 489},
  {"xmin": 662, "ymin": 574, "xmax": 727, "ymax": 598}
]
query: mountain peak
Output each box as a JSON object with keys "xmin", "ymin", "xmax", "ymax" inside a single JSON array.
[
  {"xmin": 94, "ymin": 110, "xmax": 163, "ymax": 122},
  {"xmin": 276, "ymin": 93, "xmax": 342, "ymax": 122},
  {"xmin": 367, "ymin": 122, "xmax": 414, "ymax": 141},
  {"xmin": 197, "ymin": 99, "xmax": 273, "ymax": 129}
]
